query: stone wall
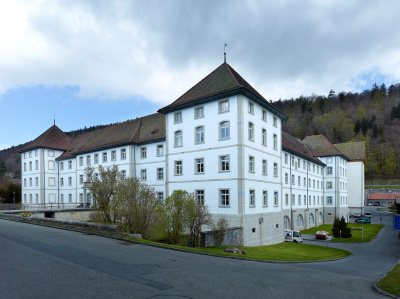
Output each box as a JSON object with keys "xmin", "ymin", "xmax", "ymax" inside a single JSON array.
[
  {"xmin": 33, "ymin": 209, "xmax": 92, "ymax": 222},
  {"xmin": 200, "ymin": 227, "xmax": 244, "ymax": 247}
]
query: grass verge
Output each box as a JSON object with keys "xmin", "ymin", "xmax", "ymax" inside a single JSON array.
[
  {"xmin": 301, "ymin": 223, "xmax": 384, "ymax": 242},
  {"xmin": 377, "ymin": 264, "xmax": 400, "ymax": 297},
  {"xmin": 130, "ymin": 238, "xmax": 351, "ymax": 261}
]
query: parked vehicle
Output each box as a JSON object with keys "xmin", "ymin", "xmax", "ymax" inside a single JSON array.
[
  {"xmin": 355, "ymin": 217, "xmax": 371, "ymax": 224},
  {"xmin": 374, "ymin": 202, "xmax": 379, "ymax": 206},
  {"xmin": 364, "ymin": 212, "xmax": 372, "ymax": 218},
  {"xmin": 315, "ymin": 231, "xmax": 329, "ymax": 240},
  {"xmin": 353, "ymin": 213, "xmax": 361, "ymax": 218},
  {"xmin": 367, "ymin": 203, "xmax": 373, "ymax": 206},
  {"xmin": 381, "ymin": 203, "xmax": 386, "ymax": 207},
  {"xmin": 285, "ymin": 230, "xmax": 303, "ymax": 243}
]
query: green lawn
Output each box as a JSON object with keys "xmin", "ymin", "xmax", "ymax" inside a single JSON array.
[
  {"xmin": 129, "ymin": 238, "xmax": 351, "ymax": 261},
  {"xmin": 301, "ymin": 223, "xmax": 384, "ymax": 242},
  {"xmin": 377, "ymin": 264, "xmax": 400, "ymax": 297}
]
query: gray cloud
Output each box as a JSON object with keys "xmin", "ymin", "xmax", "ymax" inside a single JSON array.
[{"xmin": 0, "ymin": 0, "xmax": 399, "ymax": 103}]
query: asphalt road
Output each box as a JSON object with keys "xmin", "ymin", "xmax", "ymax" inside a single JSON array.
[{"xmin": 0, "ymin": 208, "xmax": 398, "ymax": 299}]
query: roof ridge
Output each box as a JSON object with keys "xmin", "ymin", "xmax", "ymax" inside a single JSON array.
[{"xmin": 225, "ymin": 63, "xmax": 242, "ymax": 87}]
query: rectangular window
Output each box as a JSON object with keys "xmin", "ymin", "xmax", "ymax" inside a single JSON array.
[
  {"xmin": 273, "ymin": 134, "xmax": 278, "ymax": 150},
  {"xmin": 195, "ymin": 158, "xmax": 204, "ymax": 174},
  {"xmin": 291, "ymin": 175, "xmax": 295, "ymax": 185},
  {"xmin": 220, "ymin": 155, "xmax": 230, "ymax": 171},
  {"xmin": 327, "ymin": 181, "xmax": 333, "ymax": 189},
  {"xmin": 141, "ymin": 169, "xmax": 147, "ymax": 181},
  {"xmin": 298, "ymin": 195, "xmax": 301, "ymax": 205},
  {"xmin": 61, "ymin": 194, "xmax": 64, "ymax": 203},
  {"xmin": 303, "ymin": 161, "xmax": 306, "ymax": 170},
  {"xmin": 48, "ymin": 150, "xmax": 54, "ymax": 157},
  {"xmin": 304, "ymin": 177, "xmax": 306, "ymax": 187},
  {"xmin": 220, "ymin": 121, "xmax": 229, "ymax": 140},
  {"xmin": 79, "ymin": 175, "xmax": 83, "ymax": 184},
  {"xmin": 34, "ymin": 160, "xmax": 38, "ymax": 170},
  {"xmin": 220, "ymin": 189, "xmax": 230, "ymax": 206},
  {"xmin": 273, "ymin": 117, "xmax": 277, "ymax": 127},
  {"xmin": 87, "ymin": 155, "xmax": 91, "ymax": 165},
  {"xmin": 79, "ymin": 193, "xmax": 83, "ymax": 203},
  {"xmin": 111, "ymin": 150, "xmax": 116, "ymax": 161},
  {"xmin": 262, "ymin": 129, "xmax": 267, "ymax": 146},
  {"xmin": 313, "ymin": 196, "xmax": 316, "ymax": 205},
  {"xmin": 196, "ymin": 190, "xmax": 204, "ymax": 204},
  {"xmin": 248, "ymin": 122, "xmax": 254, "ymax": 140},
  {"xmin": 248, "ymin": 101, "xmax": 254, "ymax": 114},
  {"xmin": 249, "ymin": 190, "xmax": 255, "ymax": 207},
  {"xmin": 175, "ymin": 131, "xmax": 183, "ymax": 147},
  {"xmin": 327, "ymin": 167, "xmax": 332, "ymax": 175},
  {"xmin": 285, "ymin": 194, "xmax": 289, "ymax": 205},
  {"xmin": 262, "ymin": 159, "xmax": 267, "ymax": 175},
  {"xmin": 195, "ymin": 106, "xmax": 204, "ymax": 119},
  {"xmin": 68, "ymin": 177, "xmax": 72, "ymax": 186},
  {"xmin": 263, "ymin": 191, "xmax": 268, "ymax": 207},
  {"xmin": 273, "ymin": 163, "xmax": 278, "ymax": 177},
  {"xmin": 262, "ymin": 110, "xmax": 267, "ymax": 121},
  {"xmin": 29, "ymin": 162, "xmax": 32, "ymax": 171},
  {"xmin": 313, "ymin": 180, "xmax": 315, "ymax": 188},
  {"xmin": 29, "ymin": 151, "xmax": 32, "ymax": 158},
  {"xmin": 69, "ymin": 194, "xmax": 72, "ymax": 203},
  {"xmin": 304, "ymin": 195, "xmax": 306, "ymax": 205},
  {"xmin": 60, "ymin": 162, "xmax": 64, "ymax": 171},
  {"xmin": 60, "ymin": 178, "xmax": 64, "ymax": 186},
  {"xmin": 103, "ymin": 152, "xmax": 107, "ymax": 163},
  {"xmin": 29, "ymin": 178, "xmax": 32, "ymax": 186},
  {"xmin": 79, "ymin": 157, "xmax": 83, "ymax": 166},
  {"xmin": 94, "ymin": 154, "xmax": 99, "ymax": 164},
  {"xmin": 157, "ymin": 145, "xmax": 164, "ymax": 157},
  {"xmin": 175, "ymin": 161, "xmax": 182, "ymax": 175},
  {"xmin": 35, "ymin": 177, "xmax": 38, "ymax": 186},
  {"xmin": 121, "ymin": 149, "xmax": 126, "ymax": 160},
  {"xmin": 157, "ymin": 168, "xmax": 164, "ymax": 180},
  {"xmin": 249, "ymin": 156, "xmax": 255, "ymax": 173},
  {"xmin": 219, "ymin": 100, "xmax": 229, "ymax": 113},
  {"xmin": 285, "ymin": 173, "xmax": 288, "ymax": 184},
  {"xmin": 327, "ymin": 196, "xmax": 333, "ymax": 205},
  {"xmin": 292, "ymin": 194, "xmax": 295, "ymax": 205},
  {"xmin": 141, "ymin": 147, "xmax": 147, "ymax": 159},
  {"xmin": 196, "ymin": 126, "xmax": 204, "ymax": 143},
  {"xmin": 157, "ymin": 192, "xmax": 164, "ymax": 202},
  {"xmin": 285, "ymin": 154, "xmax": 288, "ymax": 164},
  {"xmin": 274, "ymin": 191, "xmax": 279, "ymax": 206},
  {"xmin": 35, "ymin": 150, "xmax": 38, "ymax": 157},
  {"xmin": 174, "ymin": 112, "xmax": 182, "ymax": 123},
  {"xmin": 121, "ymin": 170, "xmax": 126, "ymax": 179}
]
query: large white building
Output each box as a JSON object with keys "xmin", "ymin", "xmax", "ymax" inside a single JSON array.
[{"xmin": 19, "ymin": 62, "xmax": 365, "ymax": 246}]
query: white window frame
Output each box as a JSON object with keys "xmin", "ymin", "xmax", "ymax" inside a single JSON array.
[
  {"xmin": 220, "ymin": 189, "xmax": 230, "ymax": 206},
  {"xmin": 220, "ymin": 155, "xmax": 230, "ymax": 172},
  {"xmin": 175, "ymin": 160, "xmax": 183, "ymax": 175},
  {"xmin": 111, "ymin": 150, "xmax": 117, "ymax": 161},
  {"xmin": 262, "ymin": 159, "xmax": 267, "ymax": 175},
  {"xmin": 274, "ymin": 191, "xmax": 279, "ymax": 206},
  {"xmin": 103, "ymin": 152, "xmax": 107, "ymax": 163},
  {"xmin": 249, "ymin": 156, "xmax": 255, "ymax": 173},
  {"xmin": 249, "ymin": 189, "xmax": 255, "ymax": 207},
  {"xmin": 121, "ymin": 149, "xmax": 126, "ymax": 160},
  {"xmin": 248, "ymin": 122, "xmax": 254, "ymax": 141},
  {"xmin": 157, "ymin": 145, "xmax": 164, "ymax": 157},
  {"xmin": 263, "ymin": 190, "xmax": 268, "ymax": 207},
  {"xmin": 157, "ymin": 168, "xmax": 164, "ymax": 180},
  {"xmin": 273, "ymin": 134, "xmax": 278, "ymax": 150},
  {"xmin": 273, "ymin": 163, "xmax": 278, "ymax": 177},
  {"xmin": 219, "ymin": 100, "xmax": 229, "ymax": 113},
  {"xmin": 262, "ymin": 129, "xmax": 267, "ymax": 146},
  {"xmin": 174, "ymin": 112, "xmax": 182, "ymax": 123},
  {"xmin": 195, "ymin": 106, "xmax": 204, "ymax": 119},
  {"xmin": 196, "ymin": 190, "xmax": 205, "ymax": 204},
  {"xmin": 195, "ymin": 126, "xmax": 204, "ymax": 144},
  {"xmin": 220, "ymin": 121, "xmax": 230, "ymax": 140},
  {"xmin": 195, "ymin": 158, "xmax": 204, "ymax": 174},
  {"xmin": 175, "ymin": 131, "xmax": 183, "ymax": 147},
  {"xmin": 262, "ymin": 110, "xmax": 267, "ymax": 121},
  {"xmin": 141, "ymin": 169, "xmax": 147, "ymax": 181},
  {"xmin": 141, "ymin": 147, "xmax": 147, "ymax": 159}
]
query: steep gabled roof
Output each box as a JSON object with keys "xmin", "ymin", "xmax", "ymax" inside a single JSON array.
[
  {"xmin": 18, "ymin": 125, "xmax": 71, "ymax": 153},
  {"xmin": 56, "ymin": 113, "xmax": 165, "ymax": 160},
  {"xmin": 281, "ymin": 132, "xmax": 325, "ymax": 166},
  {"xmin": 334, "ymin": 141, "xmax": 366, "ymax": 162},
  {"xmin": 302, "ymin": 135, "xmax": 350, "ymax": 160},
  {"xmin": 158, "ymin": 63, "xmax": 287, "ymax": 120}
]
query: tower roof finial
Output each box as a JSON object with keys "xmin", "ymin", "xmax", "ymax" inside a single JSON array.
[{"xmin": 224, "ymin": 43, "xmax": 227, "ymax": 63}]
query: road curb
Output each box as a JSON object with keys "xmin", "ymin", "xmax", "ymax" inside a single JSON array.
[
  {"xmin": 374, "ymin": 264, "xmax": 400, "ymax": 299},
  {"xmin": 0, "ymin": 215, "xmax": 353, "ymax": 264}
]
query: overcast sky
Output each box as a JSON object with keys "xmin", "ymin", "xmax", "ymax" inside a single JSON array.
[{"xmin": 1, "ymin": 0, "xmax": 400, "ymax": 149}]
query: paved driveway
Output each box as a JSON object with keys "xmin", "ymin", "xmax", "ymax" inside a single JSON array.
[{"xmin": 0, "ymin": 209, "xmax": 398, "ymax": 299}]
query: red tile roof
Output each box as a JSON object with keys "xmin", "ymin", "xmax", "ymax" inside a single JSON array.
[
  {"xmin": 18, "ymin": 125, "xmax": 72, "ymax": 153},
  {"xmin": 159, "ymin": 63, "xmax": 287, "ymax": 119},
  {"xmin": 281, "ymin": 132, "xmax": 325, "ymax": 166},
  {"xmin": 302, "ymin": 135, "xmax": 348, "ymax": 159},
  {"xmin": 368, "ymin": 193, "xmax": 400, "ymax": 200}
]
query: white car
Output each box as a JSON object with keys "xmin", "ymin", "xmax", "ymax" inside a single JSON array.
[{"xmin": 365, "ymin": 212, "xmax": 372, "ymax": 218}]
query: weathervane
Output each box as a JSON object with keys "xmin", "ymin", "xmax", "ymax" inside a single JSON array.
[{"xmin": 224, "ymin": 43, "xmax": 227, "ymax": 63}]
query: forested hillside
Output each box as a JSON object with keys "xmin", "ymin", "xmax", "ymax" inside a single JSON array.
[
  {"xmin": 2, "ymin": 83, "xmax": 400, "ymax": 180},
  {"xmin": 274, "ymin": 83, "xmax": 400, "ymax": 179}
]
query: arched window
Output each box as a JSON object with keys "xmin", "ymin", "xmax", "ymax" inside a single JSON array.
[
  {"xmin": 296, "ymin": 214, "xmax": 304, "ymax": 228},
  {"xmin": 284, "ymin": 216, "xmax": 290, "ymax": 230},
  {"xmin": 309, "ymin": 213, "xmax": 314, "ymax": 225}
]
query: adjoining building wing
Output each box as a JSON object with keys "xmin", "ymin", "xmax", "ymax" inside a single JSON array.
[{"xmin": 334, "ymin": 141, "xmax": 366, "ymax": 163}]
